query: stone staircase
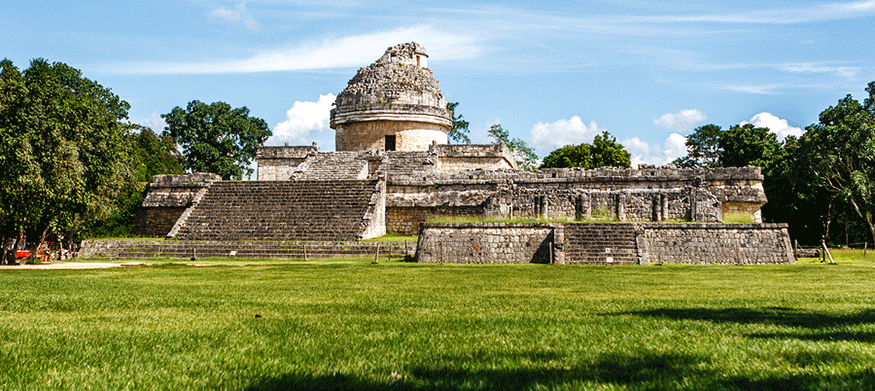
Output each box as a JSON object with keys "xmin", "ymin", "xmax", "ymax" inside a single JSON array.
[
  {"xmin": 294, "ymin": 152, "xmax": 369, "ymax": 180},
  {"xmin": 562, "ymin": 223, "xmax": 639, "ymax": 264},
  {"xmin": 384, "ymin": 151, "xmax": 436, "ymax": 179},
  {"xmin": 172, "ymin": 180, "xmax": 382, "ymax": 241}
]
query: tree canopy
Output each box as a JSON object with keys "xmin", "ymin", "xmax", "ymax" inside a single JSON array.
[
  {"xmin": 162, "ymin": 101, "xmax": 271, "ymax": 180},
  {"xmin": 446, "ymin": 102, "xmax": 470, "ymax": 144},
  {"xmin": 487, "ymin": 123, "xmax": 539, "ymax": 171},
  {"xmin": 86, "ymin": 126, "xmax": 186, "ymax": 237},
  {"xmin": 540, "ymin": 131, "xmax": 631, "ymax": 169},
  {"xmin": 674, "ymin": 124, "xmax": 723, "ymax": 167},
  {"xmin": 0, "ymin": 58, "xmax": 131, "ymax": 261},
  {"xmin": 794, "ymin": 82, "xmax": 875, "ymax": 245}
]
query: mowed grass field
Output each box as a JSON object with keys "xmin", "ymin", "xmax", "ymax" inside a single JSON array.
[{"xmin": 1, "ymin": 252, "xmax": 874, "ymax": 390}]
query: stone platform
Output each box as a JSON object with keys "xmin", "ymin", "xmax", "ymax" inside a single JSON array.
[
  {"xmin": 80, "ymin": 240, "xmax": 414, "ymax": 260},
  {"xmin": 415, "ymin": 222, "xmax": 795, "ymax": 265}
]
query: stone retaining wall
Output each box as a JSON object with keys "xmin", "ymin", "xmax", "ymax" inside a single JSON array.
[
  {"xmin": 415, "ymin": 222, "xmax": 794, "ymax": 265},
  {"xmin": 80, "ymin": 240, "xmax": 414, "ymax": 260},
  {"xmin": 638, "ymin": 223, "xmax": 794, "ymax": 265},
  {"xmin": 415, "ymin": 223, "xmax": 554, "ymax": 264}
]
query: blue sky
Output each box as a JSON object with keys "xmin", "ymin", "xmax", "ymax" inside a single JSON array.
[{"xmin": 3, "ymin": 0, "xmax": 874, "ymax": 166}]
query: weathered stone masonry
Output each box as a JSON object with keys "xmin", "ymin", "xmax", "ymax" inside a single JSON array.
[
  {"xmin": 416, "ymin": 223, "xmax": 795, "ymax": 265},
  {"xmin": 81, "ymin": 239, "xmax": 414, "ymax": 260},
  {"xmin": 388, "ymin": 166, "xmax": 767, "ymax": 235},
  {"xmin": 118, "ymin": 42, "xmax": 785, "ymax": 266}
]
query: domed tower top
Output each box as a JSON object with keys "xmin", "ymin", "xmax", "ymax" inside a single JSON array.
[{"xmin": 331, "ymin": 42, "xmax": 452, "ymax": 152}]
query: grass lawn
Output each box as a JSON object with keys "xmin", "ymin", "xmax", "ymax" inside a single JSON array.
[{"xmin": 1, "ymin": 252, "xmax": 874, "ymax": 390}]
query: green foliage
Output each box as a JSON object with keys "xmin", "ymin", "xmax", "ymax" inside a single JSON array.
[
  {"xmin": 1, "ymin": 261, "xmax": 875, "ymax": 389},
  {"xmin": 446, "ymin": 102, "xmax": 470, "ymax": 144},
  {"xmin": 674, "ymin": 123, "xmax": 780, "ymax": 169},
  {"xmin": 674, "ymin": 124, "xmax": 723, "ymax": 167},
  {"xmin": 540, "ymin": 131, "xmax": 631, "ymax": 169},
  {"xmin": 162, "ymin": 101, "xmax": 271, "ymax": 180},
  {"xmin": 719, "ymin": 123, "xmax": 782, "ymax": 168},
  {"xmin": 591, "ymin": 131, "xmax": 631, "ymax": 168},
  {"xmin": 795, "ymin": 82, "xmax": 875, "ymax": 245},
  {"xmin": 0, "ymin": 58, "xmax": 131, "ymax": 257},
  {"xmin": 129, "ymin": 126, "xmax": 184, "ymax": 182},
  {"xmin": 86, "ymin": 127, "xmax": 184, "ymax": 238},
  {"xmin": 487, "ymin": 123, "xmax": 539, "ymax": 171},
  {"xmin": 541, "ymin": 144, "xmax": 592, "ymax": 168}
]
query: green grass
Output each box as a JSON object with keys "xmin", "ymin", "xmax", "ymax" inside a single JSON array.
[
  {"xmin": 2, "ymin": 253, "xmax": 875, "ymax": 390},
  {"xmin": 363, "ymin": 233, "xmax": 419, "ymax": 242},
  {"xmin": 722, "ymin": 212, "xmax": 756, "ymax": 223}
]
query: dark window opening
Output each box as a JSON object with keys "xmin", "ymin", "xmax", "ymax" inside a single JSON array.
[{"xmin": 385, "ymin": 135, "xmax": 396, "ymax": 151}]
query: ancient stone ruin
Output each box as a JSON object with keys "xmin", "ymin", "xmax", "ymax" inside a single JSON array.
[{"xmin": 120, "ymin": 42, "xmax": 793, "ymax": 264}]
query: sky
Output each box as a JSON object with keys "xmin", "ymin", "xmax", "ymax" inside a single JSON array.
[{"xmin": 3, "ymin": 0, "xmax": 875, "ymax": 167}]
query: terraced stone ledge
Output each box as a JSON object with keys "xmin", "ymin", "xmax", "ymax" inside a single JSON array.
[{"xmin": 80, "ymin": 239, "xmax": 414, "ymax": 260}]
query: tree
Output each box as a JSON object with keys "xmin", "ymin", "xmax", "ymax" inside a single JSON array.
[
  {"xmin": 487, "ymin": 123, "xmax": 539, "ymax": 171},
  {"xmin": 129, "ymin": 126, "xmax": 185, "ymax": 182},
  {"xmin": 162, "ymin": 101, "xmax": 271, "ymax": 180},
  {"xmin": 540, "ymin": 131, "xmax": 631, "ymax": 169},
  {"xmin": 540, "ymin": 144, "xmax": 592, "ymax": 168},
  {"xmin": 718, "ymin": 124, "xmax": 781, "ymax": 168},
  {"xmin": 591, "ymin": 131, "xmax": 632, "ymax": 168},
  {"xmin": 446, "ymin": 102, "xmax": 470, "ymax": 144},
  {"xmin": 0, "ymin": 58, "xmax": 131, "ymax": 263},
  {"xmin": 674, "ymin": 124, "xmax": 723, "ymax": 167},
  {"xmin": 796, "ymin": 82, "xmax": 875, "ymax": 246},
  {"xmin": 86, "ymin": 126, "xmax": 185, "ymax": 237}
]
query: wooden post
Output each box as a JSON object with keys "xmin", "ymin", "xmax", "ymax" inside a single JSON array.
[
  {"xmin": 822, "ymin": 241, "xmax": 835, "ymax": 264},
  {"xmin": 549, "ymin": 242, "xmax": 554, "ymax": 265},
  {"xmin": 865, "ymin": 242, "xmax": 868, "ymax": 258},
  {"xmin": 404, "ymin": 240, "xmax": 408, "ymax": 255},
  {"xmin": 374, "ymin": 244, "xmax": 380, "ymax": 263},
  {"xmin": 302, "ymin": 243, "xmax": 307, "ymax": 261}
]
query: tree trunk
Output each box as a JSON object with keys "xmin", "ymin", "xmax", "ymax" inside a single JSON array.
[
  {"xmin": 846, "ymin": 198, "xmax": 875, "ymax": 247},
  {"xmin": 12, "ymin": 229, "xmax": 24, "ymax": 265},
  {"xmin": 0, "ymin": 235, "xmax": 7, "ymax": 265},
  {"xmin": 33, "ymin": 225, "xmax": 52, "ymax": 264}
]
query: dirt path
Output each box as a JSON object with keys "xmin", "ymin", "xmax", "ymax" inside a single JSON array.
[{"xmin": 0, "ymin": 262, "xmax": 144, "ymax": 270}]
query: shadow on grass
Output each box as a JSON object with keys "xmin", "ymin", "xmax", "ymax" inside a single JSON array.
[
  {"xmin": 747, "ymin": 331, "xmax": 875, "ymax": 343},
  {"xmin": 622, "ymin": 307, "xmax": 875, "ymax": 329},
  {"xmin": 242, "ymin": 351, "xmax": 875, "ymax": 391}
]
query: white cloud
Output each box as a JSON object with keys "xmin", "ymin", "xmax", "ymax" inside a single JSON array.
[
  {"xmin": 529, "ymin": 116, "xmax": 605, "ymax": 151},
  {"xmin": 130, "ymin": 111, "xmax": 168, "ymax": 132},
  {"xmin": 653, "ymin": 109, "xmax": 706, "ymax": 132},
  {"xmin": 210, "ymin": 1, "xmax": 259, "ymax": 30},
  {"xmin": 105, "ymin": 26, "xmax": 481, "ymax": 74},
  {"xmin": 741, "ymin": 112, "xmax": 803, "ymax": 139},
  {"xmin": 267, "ymin": 93, "xmax": 335, "ymax": 146},
  {"xmin": 622, "ymin": 133, "xmax": 687, "ymax": 167},
  {"xmin": 775, "ymin": 63, "xmax": 859, "ymax": 78},
  {"xmin": 722, "ymin": 84, "xmax": 778, "ymax": 94}
]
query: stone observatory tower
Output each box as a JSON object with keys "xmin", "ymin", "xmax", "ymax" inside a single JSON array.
[{"xmin": 330, "ymin": 42, "xmax": 452, "ymax": 152}]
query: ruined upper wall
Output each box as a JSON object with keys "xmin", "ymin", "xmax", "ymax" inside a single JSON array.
[
  {"xmin": 330, "ymin": 42, "xmax": 451, "ymax": 129},
  {"xmin": 388, "ymin": 166, "xmax": 767, "ymax": 204},
  {"xmin": 141, "ymin": 173, "xmax": 221, "ymax": 208},
  {"xmin": 256, "ymin": 144, "xmax": 319, "ymax": 159},
  {"xmin": 256, "ymin": 144, "xmax": 319, "ymax": 181}
]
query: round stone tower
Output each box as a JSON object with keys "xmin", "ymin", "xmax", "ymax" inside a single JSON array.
[{"xmin": 330, "ymin": 42, "xmax": 452, "ymax": 152}]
